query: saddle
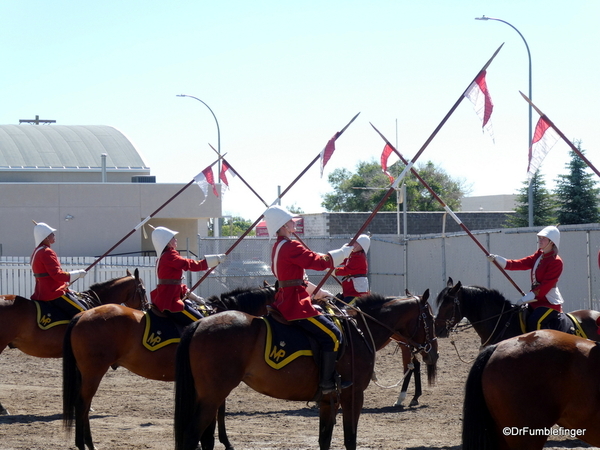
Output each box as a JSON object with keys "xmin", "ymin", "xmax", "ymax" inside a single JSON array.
[
  {"xmin": 262, "ymin": 304, "xmax": 348, "ymax": 370},
  {"xmin": 518, "ymin": 308, "xmax": 585, "ymax": 338}
]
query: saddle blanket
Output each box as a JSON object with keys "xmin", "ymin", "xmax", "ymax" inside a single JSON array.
[
  {"xmin": 262, "ymin": 315, "xmax": 314, "ymax": 370},
  {"xmin": 34, "ymin": 299, "xmax": 71, "ymax": 330},
  {"xmin": 142, "ymin": 309, "xmax": 183, "ymax": 351}
]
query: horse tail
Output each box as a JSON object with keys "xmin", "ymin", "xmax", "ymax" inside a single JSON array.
[
  {"xmin": 174, "ymin": 320, "xmax": 201, "ymax": 450},
  {"xmin": 62, "ymin": 315, "xmax": 82, "ymax": 430},
  {"xmin": 462, "ymin": 344, "xmax": 499, "ymax": 450}
]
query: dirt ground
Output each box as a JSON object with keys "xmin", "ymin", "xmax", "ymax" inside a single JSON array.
[{"xmin": 0, "ymin": 327, "xmax": 595, "ymax": 450}]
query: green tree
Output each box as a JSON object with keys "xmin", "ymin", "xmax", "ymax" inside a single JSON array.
[
  {"xmin": 321, "ymin": 159, "xmax": 467, "ymax": 212},
  {"xmin": 505, "ymin": 170, "xmax": 557, "ymax": 227},
  {"xmin": 212, "ymin": 216, "xmax": 256, "ymax": 237},
  {"xmin": 554, "ymin": 143, "xmax": 600, "ymax": 225}
]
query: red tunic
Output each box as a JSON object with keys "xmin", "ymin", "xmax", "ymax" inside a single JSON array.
[
  {"xmin": 334, "ymin": 250, "xmax": 368, "ymax": 297},
  {"xmin": 30, "ymin": 245, "xmax": 71, "ymax": 301},
  {"xmin": 271, "ymin": 236, "xmax": 333, "ymax": 320},
  {"xmin": 505, "ymin": 249, "xmax": 563, "ymax": 312},
  {"xmin": 150, "ymin": 247, "xmax": 208, "ymax": 312}
]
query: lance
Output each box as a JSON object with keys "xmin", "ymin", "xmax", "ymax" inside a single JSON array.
[
  {"xmin": 312, "ymin": 44, "xmax": 504, "ymax": 294},
  {"xmin": 520, "ymin": 91, "xmax": 600, "ymax": 179},
  {"xmin": 188, "ymin": 112, "xmax": 361, "ymax": 291},
  {"xmin": 84, "ymin": 155, "xmax": 224, "ymax": 272},
  {"xmin": 371, "ymin": 123, "xmax": 525, "ymax": 295},
  {"xmin": 211, "ymin": 153, "xmax": 345, "ymax": 288}
]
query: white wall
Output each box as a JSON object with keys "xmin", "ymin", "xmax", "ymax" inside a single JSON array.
[{"xmin": 0, "ymin": 182, "xmax": 220, "ymax": 257}]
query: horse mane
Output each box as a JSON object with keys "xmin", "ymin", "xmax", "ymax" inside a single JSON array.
[
  {"xmin": 208, "ymin": 285, "xmax": 275, "ymax": 315},
  {"xmin": 352, "ymin": 293, "xmax": 407, "ymax": 316},
  {"xmin": 460, "ymin": 285, "xmax": 513, "ymax": 308}
]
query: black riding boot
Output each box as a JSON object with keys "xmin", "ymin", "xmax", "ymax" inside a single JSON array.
[{"xmin": 319, "ymin": 351, "xmax": 352, "ymax": 395}]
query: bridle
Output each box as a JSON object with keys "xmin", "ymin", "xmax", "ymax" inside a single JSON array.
[
  {"xmin": 354, "ymin": 296, "xmax": 437, "ymax": 357},
  {"xmin": 440, "ymin": 287, "xmax": 521, "ymax": 347},
  {"xmin": 122, "ymin": 275, "xmax": 149, "ymax": 311}
]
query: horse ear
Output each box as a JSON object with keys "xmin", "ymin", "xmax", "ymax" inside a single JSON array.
[
  {"xmin": 126, "ymin": 268, "xmax": 132, "ymax": 277},
  {"xmin": 405, "ymin": 288, "xmax": 412, "ymax": 297},
  {"xmin": 134, "ymin": 268, "xmax": 139, "ymax": 279},
  {"xmin": 421, "ymin": 289, "xmax": 429, "ymax": 303},
  {"xmin": 449, "ymin": 281, "xmax": 461, "ymax": 295},
  {"xmin": 447, "ymin": 277, "xmax": 454, "ymax": 287}
]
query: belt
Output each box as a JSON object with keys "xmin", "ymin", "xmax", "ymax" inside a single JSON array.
[
  {"xmin": 342, "ymin": 274, "xmax": 367, "ymax": 281},
  {"xmin": 34, "ymin": 273, "xmax": 49, "ymax": 278},
  {"xmin": 158, "ymin": 279, "xmax": 182, "ymax": 285},
  {"xmin": 277, "ymin": 279, "xmax": 306, "ymax": 288}
]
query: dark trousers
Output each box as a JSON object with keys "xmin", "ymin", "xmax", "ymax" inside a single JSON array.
[
  {"xmin": 165, "ymin": 301, "xmax": 204, "ymax": 327},
  {"xmin": 527, "ymin": 307, "xmax": 573, "ymax": 334},
  {"xmin": 292, "ymin": 314, "xmax": 341, "ymax": 352}
]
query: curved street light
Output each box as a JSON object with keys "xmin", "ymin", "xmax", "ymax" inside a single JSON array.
[
  {"xmin": 177, "ymin": 94, "xmax": 222, "ymax": 237},
  {"xmin": 176, "ymin": 94, "xmax": 221, "ymax": 175},
  {"xmin": 475, "ymin": 15, "xmax": 533, "ymax": 227}
]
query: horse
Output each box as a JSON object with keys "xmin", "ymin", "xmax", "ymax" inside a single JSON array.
[
  {"xmin": 0, "ymin": 269, "xmax": 146, "ymax": 415},
  {"xmin": 434, "ymin": 277, "xmax": 600, "ymax": 346},
  {"xmin": 173, "ymin": 291, "xmax": 438, "ymax": 450},
  {"xmin": 62, "ymin": 285, "xmax": 276, "ymax": 450},
  {"xmin": 462, "ymin": 329, "xmax": 600, "ymax": 450}
]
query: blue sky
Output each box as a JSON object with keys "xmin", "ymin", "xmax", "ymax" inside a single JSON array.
[{"xmin": 2, "ymin": 1, "xmax": 599, "ymax": 220}]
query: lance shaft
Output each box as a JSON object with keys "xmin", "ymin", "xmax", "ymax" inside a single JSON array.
[
  {"xmin": 371, "ymin": 123, "xmax": 525, "ymax": 295},
  {"xmin": 220, "ymin": 157, "xmax": 344, "ymax": 288},
  {"xmin": 520, "ymin": 91, "xmax": 600, "ymax": 179},
  {"xmin": 312, "ymin": 44, "xmax": 504, "ymax": 294},
  {"xmin": 189, "ymin": 112, "xmax": 360, "ymax": 291},
  {"xmin": 85, "ymin": 156, "xmax": 223, "ymax": 272}
]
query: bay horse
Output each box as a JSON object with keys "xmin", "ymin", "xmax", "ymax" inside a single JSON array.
[
  {"xmin": 62, "ymin": 285, "xmax": 276, "ymax": 450},
  {"xmin": 0, "ymin": 269, "xmax": 146, "ymax": 415},
  {"xmin": 173, "ymin": 291, "xmax": 438, "ymax": 450},
  {"xmin": 462, "ymin": 329, "xmax": 600, "ymax": 450},
  {"xmin": 435, "ymin": 278, "xmax": 600, "ymax": 346}
]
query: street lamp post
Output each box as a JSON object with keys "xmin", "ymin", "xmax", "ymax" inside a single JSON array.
[
  {"xmin": 475, "ymin": 16, "xmax": 533, "ymax": 227},
  {"xmin": 177, "ymin": 94, "xmax": 222, "ymax": 237}
]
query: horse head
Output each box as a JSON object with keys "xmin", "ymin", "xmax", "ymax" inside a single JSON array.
[
  {"xmin": 87, "ymin": 269, "xmax": 148, "ymax": 310},
  {"xmin": 434, "ymin": 277, "xmax": 463, "ymax": 337}
]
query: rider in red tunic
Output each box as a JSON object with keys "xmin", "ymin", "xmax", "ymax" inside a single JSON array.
[
  {"xmin": 150, "ymin": 226, "xmax": 225, "ymax": 326},
  {"xmin": 30, "ymin": 222, "xmax": 88, "ymax": 317},
  {"xmin": 264, "ymin": 205, "xmax": 353, "ymax": 395},
  {"xmin": 334, "ymin": 234, "xmax": 370, "ymax": 305},
  {"xmin": 488, "ymin": 226, "xmax": 570, "ymax": 333}
]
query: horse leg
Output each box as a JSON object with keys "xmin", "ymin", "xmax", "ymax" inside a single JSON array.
[
  {"xmin": 394, "ymin": 345, "xmax": 414, "ymax": 407},
  {"xmin": 216, "ymin": 400, "xmax": 234, "ymax": 450},
  {"xmin": 408, "ymin": 357, "xmax": 421, "ymax": 407},
  {"xmin": 198, "ymin": 415, "xmax": 217, "ymax": 450},
  {"xmin": 318, "ymin": 395, "xmax": 340, "ymax": 450},
  {"xmin": 341, "ymin": 389, "xmax": 364, "ymax": 450}
]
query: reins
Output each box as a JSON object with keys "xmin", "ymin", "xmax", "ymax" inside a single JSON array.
[{"xmin": 442, "ymin": 290, "xmax": 521, "ymax": 362}]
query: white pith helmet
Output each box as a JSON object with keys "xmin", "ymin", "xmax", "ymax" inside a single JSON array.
[
  {"xmin": 356, "ymin": 234, "xmax": 371, "ymax": 253},
  {"xmin": 263, "ymin": 206, "xmax": 296, "ymax": 236},
  {"xmin": 34, "ymin": 222, "xmax": 57, "ymax": 247},
  {"xmin": 152, "ymin": 227, "xmax": 178, "ymax": 254},
  {"xmin": 537, "ymin": 226, "xmax": 560, "ymax": 250}
]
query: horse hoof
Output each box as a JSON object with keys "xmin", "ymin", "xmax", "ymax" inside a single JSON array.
[
  {"xmin": 409, "ymin": 400, "xmax": 419, "ymax": 407},
  {"xmin": 0, "ymin": 407, "xmax": 9, "ymax": 415}
]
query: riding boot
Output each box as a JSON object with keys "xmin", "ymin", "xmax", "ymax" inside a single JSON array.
[{"xmin": 319, "ymin": 351, "xmax": 352, "ymax": 395}]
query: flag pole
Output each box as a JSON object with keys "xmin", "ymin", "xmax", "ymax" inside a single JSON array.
[
  {"xmin": 371, "ymin": 123, "xmax": 525, "ymax": 295},
  {"xmin": 189, "ymin": 112, "xmax": 361, "ymax": 291},
  {"xmin": 217, "ymin": 156, "xmax": 344, "ymax": 288},
  {"xmin": 520, "ymin": 92, "xmax": 600, "ymax": 179},
  {"xmin": 311, "ymin": 44, "xmax": 504, "ymax": 295},
  {"xmin": 84, "ymin": 155, "xmax": 224, "ymax": 272}
]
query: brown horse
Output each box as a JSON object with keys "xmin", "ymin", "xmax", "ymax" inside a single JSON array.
[
  {"xmin": 173, "ymin": 291, "xmax": 438, "ymax": 450},
  {"xmin": 462, "ymin": 329, "xmax": 600, "ymax": 450},
  {"xmin": 0, "ymin": 269, "xmax": 146, "ymax": 415},
  {"xmin": 62, "ymin": 285, "xmax": 276, "ymax": 450},
  {"xmin": 435, "ymin": 278, "xmax": 600, "ymax": 346}
]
